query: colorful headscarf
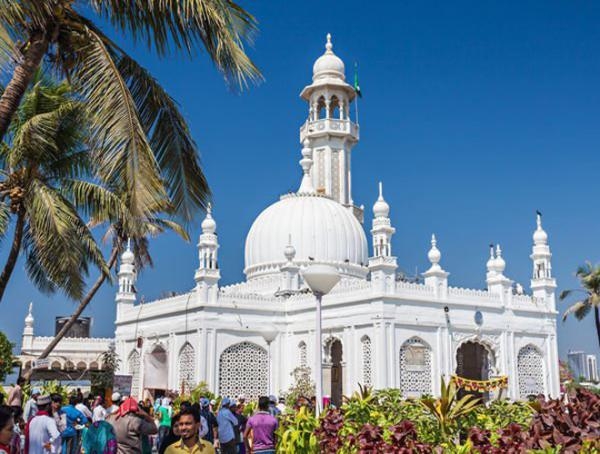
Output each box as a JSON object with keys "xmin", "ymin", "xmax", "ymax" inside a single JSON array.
[{"xmin": 116, "ymin": 397, "xmax": 139, "ymax": 418}]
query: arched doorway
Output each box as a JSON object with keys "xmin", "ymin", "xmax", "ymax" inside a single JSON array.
[
  {"xmin": 144, "ymin": 345, "xmax": 168, "ymax": 396},
  {"xmin": 456, "ymin": 341, "xmax": 492, "ymax": 401},
  {"xmin": 324, "ymin": 338, "xmax": 343, "ymax": 407}
]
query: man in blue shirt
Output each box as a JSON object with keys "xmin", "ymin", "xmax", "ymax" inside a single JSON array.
[
  {"xmin": 61, "ymin": 395, "xmax": 88, "ymax": 454},
  {"xmin": 216, "ymin": 398, "xmax": 238, "ymax": 454}
]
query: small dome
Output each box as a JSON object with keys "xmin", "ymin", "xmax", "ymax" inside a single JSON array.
[
  {"xmin": 121, "ymin": 248, "xmax": 134, "ymax": 264},
  {"xmin": 313, "ymin": 34, "xmax": 345, "ymax": 81},
  {"xmin": 494, "ymin": 245, "xmax": 506, "ymax": 273},
  {"xmin": 372, "ymin": 182, "xmax": 390, "ymax": 218},
  {"xmin": 284, "ymin": 243, "xmax": 296, "ymax": 262},
  {"xmin": 428, "ymin": 235, "xmax": 441, "ymax": 265},
  {"xmin": 245, "ymin": 193, "xmax": 368, "ymax": 279},
  {"xmin": 533, "ymin": 214, "xmax": 548, "ymax": 244},
  {"xmin": 201, "ymin": 204, "xmax": 217, "ymax": 234}
]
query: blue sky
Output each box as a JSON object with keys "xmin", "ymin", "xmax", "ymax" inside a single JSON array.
[{"xmin": 1, "ymin": 1, "xmax": 599, "ymax": 362}]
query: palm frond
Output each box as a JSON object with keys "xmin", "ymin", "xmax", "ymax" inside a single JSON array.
[
  {"xmin": 86, "ymin": 0, "xmax": 262, "ymax": 89},
  {"xmin": 0, "ymin": 201, "xmax": 9, "ymax": 246},
  {"xmin": 562, "ymin": 300, "xmax": 591, "ymax": 322},
  {"xmin": 68, "ymin": 26, "xmax": 168, "ymax": 219},
  {"xmin": 117, "ymin": 55, "xmax": 210, "ymax": 222},
  {"xmin": 62, "ymin": 179, "xmax": 125, "ymax": 225}
]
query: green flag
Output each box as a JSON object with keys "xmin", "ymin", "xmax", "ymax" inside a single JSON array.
[{"xmin": 354, "ymin": 62, "xmax": 362, "ymax": 98}]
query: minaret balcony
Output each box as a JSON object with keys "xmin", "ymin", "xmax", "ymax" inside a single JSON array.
[{"xmin": 300, "ymin": 119, "xmax": 359, "ymax": 142}]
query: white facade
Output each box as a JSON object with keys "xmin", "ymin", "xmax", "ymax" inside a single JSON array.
[{"xmin": 23, "ymin": 35, "xmax": 561, "ymax": 402}]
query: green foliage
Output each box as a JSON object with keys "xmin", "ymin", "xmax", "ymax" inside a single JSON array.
[
  {"xmin": 242, "ymin": 401, "xmax": 257, "ymax": 417},
  {"xmin": 41, "ymin": 380, "xmax": 69, "ymax": 403},
  {"xmin": 419, "ymin": 377, "xmax": 481, "ymax": 441},
  {"xmin": 0, "ymin": 331, "xmax": 15, "ymax": 382},
  {"xmin": 190, "ymin": 381, "xmax": 215, "ymax": 402},
  {"xmin": 282, "ymin": 366, "xmax": 315, "ymax": 408},
  {"xmin": 92, "ymin": 346, "xmax": 120, "ymax": 393},
  {"xmin": 276, "ymin": 405, "xmax": 318, "ymax": 453}
]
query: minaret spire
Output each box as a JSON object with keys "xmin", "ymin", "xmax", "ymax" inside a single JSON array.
[
  {"xmin": 298, "ymin": 139, "xmax": 315, "ymax": 194},
  {"xmin": 369, "ymin": 181, "xmax": 397, "ymax": 293},
  {"xmin": 300, "ymin": 34, "xmax": 361, "ymax": 220},
  {"xmin": 530, "ymin": 211, "xmax": 556, "ymax": 309},
  {"xmin": 195, "ymin": 204, "xmax": 221, "ymax": 303}
]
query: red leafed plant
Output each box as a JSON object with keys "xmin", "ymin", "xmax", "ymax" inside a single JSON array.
[
  {"xmin": 527, "ymin": 388, "xmax": 600, "ymax": 453},
  {"xmin": 387, "ymin": 420, "xmax": 433, "ymax": 453},
  {"xmin": 315, "ymin": 408, "xmax": 345, "ymax": 453}
]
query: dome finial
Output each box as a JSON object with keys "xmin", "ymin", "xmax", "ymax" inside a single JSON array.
[
  {"xmin": 201, "ymin": 203, "xmax": 217, "ymax": 233},
  {"xmin": 428, "ymin": 234, "xmax": 441, "ymax": 266},
  {"xmin": 372, "ymin": 181, "xmax": 390, "ymax": 218},
  {"xmin": 326, "ymin": 33, "xmax": 333, "ymax": 53},
  {"xmin": 126, "ymin": 237, "xmax": 131, "ymax": 252},
  {"xmin": 533, "ymin": 210, "xmax": 548, "ymax": 245}
]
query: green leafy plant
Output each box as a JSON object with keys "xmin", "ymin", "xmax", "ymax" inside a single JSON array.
[
  {"xmin": 277, "ymin": 405, "xmax": 318, "ymax": 453},
  {"xmin": 0, "ymin": 331, "xmax": 15, "ymax": 382},
  {"xmin": 282, "ymin": 366, "xmax": 315, "ymax": 408},
  {"xmin": 419, "ymin": 377, "xmax": 481, "ymax": 441}
]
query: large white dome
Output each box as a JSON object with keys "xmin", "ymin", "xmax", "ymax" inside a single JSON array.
[{"xmin": 244, "ymin": 193, "xmax": 368, "ymax": 280}]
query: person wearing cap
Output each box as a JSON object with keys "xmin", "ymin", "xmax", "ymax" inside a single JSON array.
[
  {"xmin": 216, "ymin": 399, "xmax": 239, "ymax": 454},
  {"xmin": 106, "ymin": 397, "xmax": 157, "ymax": 454},
  {"xmin": 24, "ymin": 387, "xmax": 41, "ymax": 422},
  {"xmin": 25, "ymin": 395, "xmax": 61, "ymax": 453},
  {"xmin": 199, "ymin": 398, "xmax": 218, "ymax": 444},
  {"xmin": 267, "ymin": 396, "xmax": 280, "ymax": 417},
  {"xmin": 107, "ymin": 392, "xmax": 122, "ymax": 416}
]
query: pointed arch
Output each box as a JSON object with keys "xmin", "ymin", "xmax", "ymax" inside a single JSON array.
[
  {"xmin": 178, "ymin": 342, "xmax": 196, "ymax": 394},
  {"xmin": 127, "ymin": 350, "xmax": 141, "ymax": 398},
  {"xmin": 399, "ymin": 337, "xmax": 433, "ymax": 397},
  {"xmin": 361, "ymin": 335, "xmax": 373, "ymax": 387},
  {"xmin": 517, "ymin": 344, "xmax": 545, "ymax": 398},
  {"xmin": 298, "ymin": 341, "xmax": 307, "ymax": 368},
  {"xmin": 219, "ymin": 342, "xmax": 268, "ymax": 400},
  {"xmin": 317, "ymin": 96, "xmax": 327, "ymax": 119}
]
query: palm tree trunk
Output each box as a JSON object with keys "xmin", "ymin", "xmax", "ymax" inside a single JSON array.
[
  {"xmin": 595, "ymin": 306, "xmax": 600, "ymax": 350},
  {"xmin": 0, "ymin": 208, "xmax": 25, "ymax": 302},
  {"xmin": 22, "ymin": 246, "xmax": 120, "ymax": 381},
  {"xmin": 0, "ymin": 31, "xmax": 50, "ymax": 141}
]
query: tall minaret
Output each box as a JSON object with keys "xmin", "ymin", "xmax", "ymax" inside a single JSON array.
[
  {"xmin": 530, "ymin": 212, "xmax": 556, "ymax": 310},
  {"xmin": 22, "ymin": 302, "xmax": 34, "ymax": 352},
  {"xmin": 368, "ymin": 182, "xmax": 397, "ymax": 293},
  {"xmin": 300, "ymin": 34, "xmax": 361, "ymax": 220},
  {"xmin": 195, "ymin": 204, "xmax": 220, "ymax": 304},
  {"xmin": 116, "ymin": 239, "xmax": 136, "ymax": 321}
]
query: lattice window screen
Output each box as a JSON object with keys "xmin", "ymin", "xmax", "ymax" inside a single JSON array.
[
  {"xmin": 361, "ymin": 336, "xmax": 372, "ymax": 386},
  {"xmin": 517, "ymin": 345, "xmax": 545, "ymax": 398},
  {"xmin": 299, "ymin": 342, "xmax": 307, "ymax": 368},
  {"xmin": 219, "ymin": 342, "xmax": 268, "ymax": 400},
  {"xmin": 127, "ymin": 351, "xmax": 140, "ymax": 398},
  {"xmin": 399, "ymin": 337, "xmax": 432, "ymax": 397},
  {"xmin": 178, "ymin": 343, "xmax": 195, "ymax": 393}
]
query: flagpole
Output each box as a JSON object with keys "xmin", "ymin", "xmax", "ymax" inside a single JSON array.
[
  {"xmin": 354, "ymin": 91, "xmax": 359, "ymax": 125},
  {"xmin": 354, "ymin": 61, "xmax": 360, "ymax": 125}
]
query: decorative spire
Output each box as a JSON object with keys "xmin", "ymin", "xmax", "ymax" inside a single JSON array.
[
  {"xmin": 427, "ymin": 234, "xmax": 442, "ymax": 268},
  {"xmin": 325, "ymin": 33, "xmax": 333, "ymax": 53},
  {"xmin": 201, "ymin": 203, "xmax": 217, "ymax": 234},
  {"xmin": 25, "ymin": 302, "xmax": 34, "ymax": 327},
  {"xmin": 298, "ymin": 139, "xmax": 315, "ymax": 194},
  {"xmin": 486, "ymin": 243, "xmax": 496, "ymax": 273},
  {"xmin": 533, "ymin": 210, "xmax": 548, "ymax": 245},
  {"xmin": 372, "ymin": 181, "xmax": 390, "ymax": 218},
  {"xmin": 121, "ymin": 237, "xmax": 135, "ymax": 264},
  {"xmin": 495, "ymin": 244, "xmax": 506, "ymax": 273}
]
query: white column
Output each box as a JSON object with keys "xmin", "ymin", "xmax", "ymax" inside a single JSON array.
[
  {"xmin": 508, "ymin": 332, "xmax": 518, "ymax": 399},
  {"xmin": 343, "ymin": 327, "xmax": 352, "ymax": 394},
  {"xmin": 386, "ymin": 323, "xmax": 394, "ymax": 387},
  {"xmin": 376, "ymin": 322, "xmax": 388, "ymax": 388},
  {"xmin": 168, "ymin": 333, "xmax": 177, "ymax": 391}
]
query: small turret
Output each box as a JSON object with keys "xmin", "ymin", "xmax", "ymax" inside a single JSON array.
[
  {"xmin": 422, "ymin": 235, "xmax": 449, "ymax": 299},
  {"xmin": 368, "ymin": 182, "xmax": 397, "ymax": 293},
  {"xmin": 22, "ymin": 302, "xmax": 34, "ymax": 351},
  {"xmin": 486, "ymin": 244, "xmax": 512, "ymax": 301},
  {"xmin": 195, "ymin": 204, "xmax": 221, "ymax": 304},
  {"xmin": 530, "ymin": 212, "xmax": 556, "ymax": 310},
  {"xmin": 116, "ymin": 239, "xmax": 137, "ymax": 321},
  {"xmin": 278, "ymin": 235, "xmax": 300, "ymax": 295}
]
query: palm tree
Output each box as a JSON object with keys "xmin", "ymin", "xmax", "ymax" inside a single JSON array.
[
  {"xmin": 0, "ymin": 72, "xmax": 109, "ymax": 302},
  {"xmin": 560, "ymin": 262, "xmax": 600, "ymax": 349},
  {"xmin": 0, "ymin": 0, "xmax": 261, "ymax": 221}
]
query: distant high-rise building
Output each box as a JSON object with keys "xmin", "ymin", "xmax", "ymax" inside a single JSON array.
[{"xmin": 568, "ymin": 350, "xmax": 598, "ymax": 381}]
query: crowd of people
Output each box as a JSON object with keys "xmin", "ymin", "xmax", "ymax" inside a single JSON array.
[{"xmin": 0, "ymin": 378, "xmax": 283, "ymax": 454}]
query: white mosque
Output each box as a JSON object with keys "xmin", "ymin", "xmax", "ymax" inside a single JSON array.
[{"xmin": 20, "ymin": 35, "xmax": 560, "ymax": 404}]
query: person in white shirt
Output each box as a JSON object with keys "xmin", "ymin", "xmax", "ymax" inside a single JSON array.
[
  {"xmin": 26, "ymin": 395, "xmax": 61, "ymax": 453},
  {"xmin": 24, "ymin": 387, "xmax": 41, "ymax": 422},
  {"xmin": 91, "ymin": 396, "xmax": 106, "ymax": 422},
  {"xmin": 74, "ymin": 397, "xmax": 92, "ymax": 420},
  {"xmin": 106, "ymin": 392, "xmax": 122, "ymax": 416}
]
